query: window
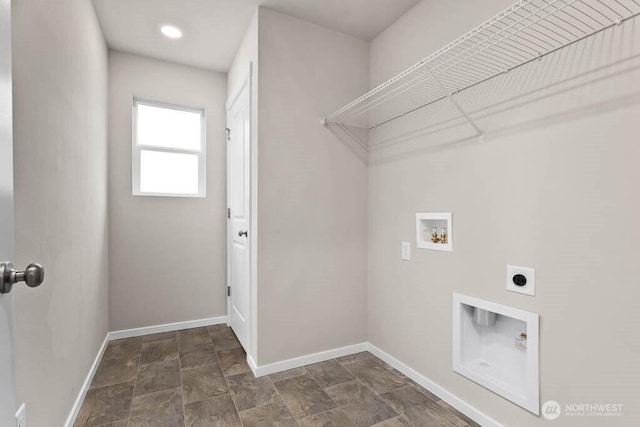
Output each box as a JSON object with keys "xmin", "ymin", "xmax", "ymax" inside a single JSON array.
[{"xmin": 133, "ymin": 99, "xmax": 205, "ymax": 197}]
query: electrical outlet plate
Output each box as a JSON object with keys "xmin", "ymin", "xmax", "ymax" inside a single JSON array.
[
  {"xmin": 401, "ymin": 241, "xmax": 411, "ymax": 261},
  {"xmin": 15, "ymin": 403, "xmax": 25, "ymax": 427},
  {"xmin": 506, "ymin": 265, "xmax": 535, "ymax": 296}
]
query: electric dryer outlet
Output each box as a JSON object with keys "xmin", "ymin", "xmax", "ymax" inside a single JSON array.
[{"xmin": 506, "ymin": 265, "xmax": 535, "ymax": 296}]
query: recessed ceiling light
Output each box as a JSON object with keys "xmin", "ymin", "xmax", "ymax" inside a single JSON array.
[{"xmin": 159, "ymin": 23, "xmax": 183, "ymax": 39}]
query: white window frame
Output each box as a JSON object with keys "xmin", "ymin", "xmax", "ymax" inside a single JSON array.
[{"xmin": 132, "ymin": 98, "xmax": 206, "ymax": 198}]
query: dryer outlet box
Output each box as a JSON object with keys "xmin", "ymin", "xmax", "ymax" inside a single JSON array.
[{"xmin": 507, "ymin": 265, "xmax": 535, "ymax": 296}]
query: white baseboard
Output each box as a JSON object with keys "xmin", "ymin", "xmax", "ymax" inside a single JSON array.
[
  {"xmin": 247, "ymin": 354, "xmax": 259, "ymax": 374},
  {"xmin": 248, "ymin": 341, "xmax": 498, "ymax": 426},
  {"xmin": 249, "ymin": 342, "xmax": 369, "ymax": 377},
  {"xmin": 108, "ymin": 316, "xmax": 228, "ymax": 340},
  {"xmin": 63, "ymin": 334, "xmax": 110, "ymax": 427},
  {"xmin": 65, "ymin": 324, "xmax": 498, "ymax": 427},
  {"xmin": 368, "ymin": 343, "xmax": 502, "ymax": 427},
  {"xmin": 65, "ymin": 316, "xmax": 228, "ymax": 426}
]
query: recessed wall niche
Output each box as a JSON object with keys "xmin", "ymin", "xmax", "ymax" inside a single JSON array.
[
  {"xmin": 453, "ymin": 293, "xmax": 540, "ymax": 415},
  {"xmin": 416, "ymin": 212, "xmax": 452, "ymax": 251}
]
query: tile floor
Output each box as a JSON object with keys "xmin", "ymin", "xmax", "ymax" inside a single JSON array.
[{"xmin": 74, "ymin": 325, "xmax": 480, "ymax": 426}]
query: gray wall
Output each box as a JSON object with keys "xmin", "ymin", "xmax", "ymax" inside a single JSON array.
[
  {"xmin": 108, "ymin": 51, "xmax": 228, "ymax": 331},
  {"xmin": 368, "ymin": 0, "xmax": 640, "ymax": 425},
  {"xmin": 11, "ymin": 0, "xmax": 109, "ymax": 425},
  {"xmin": 256, "ymin": 9, "xmax": 369, "ymax": 365}
]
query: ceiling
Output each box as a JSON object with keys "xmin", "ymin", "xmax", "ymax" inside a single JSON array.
[{"xmin": 92, "ymin": 0, "xmax": 421, "ymax": 73}]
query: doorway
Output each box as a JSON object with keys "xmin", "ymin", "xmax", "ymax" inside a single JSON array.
[{"xmin": 226, "ymin": 65, "xmax": 252, "ymax": 353}]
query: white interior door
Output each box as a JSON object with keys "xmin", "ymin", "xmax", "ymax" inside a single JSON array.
[
  {"xmin": 0, "ymin": 0, "xmax": 16, "ymax": 423},
  {"xmin": 226, "ymin": 67, "xmax": 251, "ymax": 352}
]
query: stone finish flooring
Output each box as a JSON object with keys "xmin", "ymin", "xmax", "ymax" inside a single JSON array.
[{"xmin": 74, "ymin": 325, "xmax": 480, "ymax": 426}]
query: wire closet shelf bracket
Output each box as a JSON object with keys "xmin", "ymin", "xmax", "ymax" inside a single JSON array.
[{"xmin": 321, "ymin": 0, "xmax": 640, "ymax": 148}]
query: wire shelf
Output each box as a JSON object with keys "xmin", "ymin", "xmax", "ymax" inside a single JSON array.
[{"xmin": 322, "ymin": 0, "xmax": 640, "ymax": 138}]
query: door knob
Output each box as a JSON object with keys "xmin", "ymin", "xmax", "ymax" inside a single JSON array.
[
  {"xmin": 238, "ymin": 230, "xmax": 248, "ymax": 237},
  {"xmin": 0, "ymin": 262, "xmax": 45, "ymax": 294}
]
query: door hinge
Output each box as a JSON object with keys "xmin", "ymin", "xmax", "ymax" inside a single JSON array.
[
  {"xmin": 227, "ymin": 286, "xmax": 230, "ymax": 297},
  {"xmin": 227, "ymin": 208, "xmax": 230, "ymax": 219}
]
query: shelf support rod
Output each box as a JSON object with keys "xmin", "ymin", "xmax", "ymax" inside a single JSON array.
[{"xmin": 424, "ymin": 65, "xmax": 484, "ymax": 142}]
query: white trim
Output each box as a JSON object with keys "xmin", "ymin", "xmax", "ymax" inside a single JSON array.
[
  {"xmin": 249, "ymin": 343, "xmax": 369, "ymax": 377},
  {"xmin": 132, "ymin": 98, "xmax": 207, "ymax": 198},
  {"xmin": 108, "ymin": 316, "xmax": 228, "ymax": 340},
  {"xmin": 65, "ymin": 325, "xmax": 497, "ymax": 427},
  {"xmin": 65, "ymin": 316, "xmax": 228, "ymax": 426},
  {"xmin": 63, "ymin": 334, "xmax": 110, "ymax": 427},
  {"xmin": 247, "ymin": 354, "xmax": 259, "ymax": 375},
  {"xmin": 368, "ymin": 343, "xmax": 503, "ymax": 427},
  {"xmin": 247, "ymin": 341, "xmax": 497, "ymax": 426},
  {"xmin": 226, "ymin": 63, "xmax": 252, "ymax": 111}
]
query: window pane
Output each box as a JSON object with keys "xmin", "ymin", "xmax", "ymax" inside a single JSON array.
[
  {"xmin": 136, "ymin": 103, "xmax": 202, "ymax": 150},
  {"xmin": 140, "ymin": 150, "xmax": 199, "ymax": 195}
]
